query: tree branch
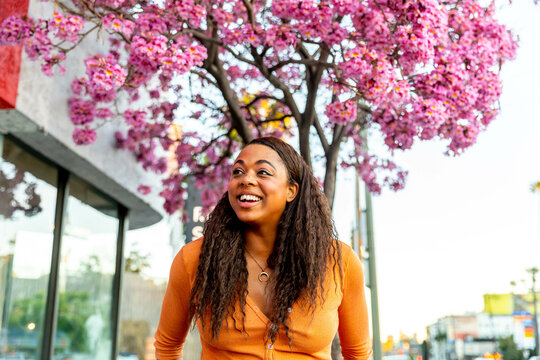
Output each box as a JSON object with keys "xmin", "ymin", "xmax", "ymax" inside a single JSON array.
[
  {"xmin": 240, "ymin": 0, "xmax": 256, "ymax": 27},
  {"xmin": 249, "ymin": 46, "xmax": 303, "ymax": 125},
  {"xmin": 204, "ymin": 56, "xmax": 254, "ymax": 144},
  {"xmin": 240, "ymin": 93, "xmax": 282, "ymax": 109},
  {"xmin": 313, "ymin": 114, "xmax": 330, "ymax": 154},
  {"xmin": 190, "ymin": 69, "xmax": 218, "ymax": 87}
]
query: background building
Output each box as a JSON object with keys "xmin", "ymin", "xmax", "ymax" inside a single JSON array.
[{"xmin": 427, "ymin": 293, "xmax": 540, "ymax": 360}]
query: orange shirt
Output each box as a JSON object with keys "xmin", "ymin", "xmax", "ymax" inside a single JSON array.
[{"xmin": 154, "ymin": 238, "xmax": 372, "ymax": 360}]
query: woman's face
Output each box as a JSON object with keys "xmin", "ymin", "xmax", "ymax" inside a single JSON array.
[{"xmin": 228, "ymin": 144, "xmax": 298, "ymax": 228}]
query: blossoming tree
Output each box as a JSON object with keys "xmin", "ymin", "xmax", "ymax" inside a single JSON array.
[{"xmin": 0, "ymin": 0, "xmax": 517, "ymax": 217}]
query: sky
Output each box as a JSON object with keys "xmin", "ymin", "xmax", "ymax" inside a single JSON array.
[
  {"xmin": 128, "ymin": 0, "xmax": 540, "ymax": 344},
  {"xmin": 334, "ymin": 1, "xmax": 540, "ymax": 341}
]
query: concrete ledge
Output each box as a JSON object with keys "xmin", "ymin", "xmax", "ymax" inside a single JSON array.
[{"xmin": 1, "ymin": 110, "xmax": 162, "ymax": 230}]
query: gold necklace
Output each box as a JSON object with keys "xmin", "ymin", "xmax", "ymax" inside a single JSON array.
[{"xmin": 245, "ymin": 248, "xmax": 270, "ymax": 282}]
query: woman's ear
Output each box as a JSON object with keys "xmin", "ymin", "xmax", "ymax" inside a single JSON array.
[{"xmin": 286, "ymin": 182, "xmax": 299, "ymax": 202}]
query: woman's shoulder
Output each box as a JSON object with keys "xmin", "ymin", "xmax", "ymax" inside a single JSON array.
[
  {"xmin": 332, "ymin": 239, "xmax": 355, "ymax": 262},
  {"xmin": 180, "ymin": 236, "xmax": 204, "ymax": 257},
  {"xmin": 331, "ymin": 240, "xmax": 361, "ymax": 274},
  {"xmin": 172, "ymin": 237, "xmax": 203, "ymax": 277}
]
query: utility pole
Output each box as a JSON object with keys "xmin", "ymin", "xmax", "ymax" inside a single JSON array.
[
  {"xmin": 365, "ymin": 186, "xmax": 383, "ymax": 360},
  {"xmin": 527, "ymin": 267, "xmax": 540, "ymax": 355}
]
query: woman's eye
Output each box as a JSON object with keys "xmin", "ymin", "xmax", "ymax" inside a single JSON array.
[
  {"xmin": 258, "ymin": 169, "xmax": 272, "ymax": 176},
  {"xmin": 232, "ymin": 168, "xmax": 244, "ymax": 175}
]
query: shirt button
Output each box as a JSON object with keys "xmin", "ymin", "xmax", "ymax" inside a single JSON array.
[
  {"xmin": 268, "ymin": 344, "xmax": 273, "ymax": 350},
  {"xmin": 287, "ymin": 307, "xmax": 292, "ymax": 313}
]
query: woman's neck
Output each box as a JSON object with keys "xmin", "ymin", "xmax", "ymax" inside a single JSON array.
[{"xmin": 244, "ymin": 225, "xmax": 277, "ymax": 257}]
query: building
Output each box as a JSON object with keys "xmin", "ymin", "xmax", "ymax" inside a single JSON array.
[
  {"xmin": 427, "ymin": 293, "xmax": 540, "ymax": 360},
  {"xmin": 0, "ymin": 1, "xmax": 191, "ymax": 359}
]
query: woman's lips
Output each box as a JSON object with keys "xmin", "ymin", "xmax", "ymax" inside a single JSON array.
[{"xmin": 236, "ymin": 197, "xmax": 262, "ymax": 208}]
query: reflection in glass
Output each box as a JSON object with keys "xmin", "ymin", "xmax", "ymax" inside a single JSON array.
[
  {"xmin": 55, "ymin": 176, "xmax": 118, "ymax": 360},
  {"xmin": 0, "ymin": 135, "xmax": 57, "ymax": 359}
]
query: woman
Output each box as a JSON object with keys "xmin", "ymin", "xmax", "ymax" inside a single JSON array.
[{"xmin": 154, "ymin": 137, "xmax": 372, "ymax": 360}]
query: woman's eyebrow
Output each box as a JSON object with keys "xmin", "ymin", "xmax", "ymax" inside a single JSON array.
[
  {"xmin": 233, "ymin": 159, "xmax": 277, "ymax": 170},
  {"xmin": 256, "ymin": 159, "xmax": 276, "ymax": 170}
]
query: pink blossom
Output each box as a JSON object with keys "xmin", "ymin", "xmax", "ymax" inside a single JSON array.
[
  {"xmin": 0, "ymin": 15, "xmax": 34, "ymax": 46},
  {"xmin": 129, "ymin": 35, "xmax": 168, "ymax": 72},
  {"xmin": 41, "ymin": 53, "xmax": 66, "ymax": 76},
  {"xmin": 123, "ymin": 110, "xmax": 146, "ymax": 129},
  {"xmin": 102, "ymin": 14, "xmax": 135, "ymax": 38},
  {"xmin": 325, "ymin": 99, "xmax": 357, "ymax": 125},
  {"xmin": 51, "ymin": 12, "xmax": 84, "ymax": 43},
  {"xmin": 70, "ymin": 77, "xmax": 87, "ymax": 95},
  {"xmin": 69, "ymin": 98, "xmax": 95, "ymax": 125},
  {"xmin": 96, "ymin": 108, "xmax": 114, "ymax": 119},
  {"xmin": 72, "ymin": 126, "xmax": 97, "ymax": 145},
  {"xmin": 23, "ymin": 22, "xmax": 52, "ymax": 60},
  {"xmin": 137, "ymin": 185, "xmax": 151, "ymax": 195},
  {"xmin": 84, "ymin": 54, "xmax": 126, "ymax": 102}
]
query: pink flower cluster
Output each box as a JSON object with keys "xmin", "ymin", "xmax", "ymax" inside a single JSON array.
[
  {"xmin": 123, "ymin": 110, "xmax": 146, "ymax": 129},
  {"xmin": 73, "ymin": 126, "xmax": 97, "ymax": 145},
  {"xmin": 51, "ymin": 12, "xmax": 84, "ymax": 43},
  {"xmin": 102, "ymin": 14, "xmax": 135, "ymax": 38},
  {"xmin": 324, "ymin": 100, "xmax": 357, "ymax": 125},
  {"xmin": 166, "ymin": 0, "xmax": 206, "ymax": 28},
  {"xmin": 84, "ymin": 54, "xmax": 126, "ymax": 102},
  {"xmin": 69, "ymin": 98, "xmax": 95, "ymax": 125},
  {"xmin": 0, "ymin": 15, "xmax": 33, "ymax": 46}
]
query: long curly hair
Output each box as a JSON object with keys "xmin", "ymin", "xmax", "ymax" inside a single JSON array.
[{"xmin": 189, "ymin": 137, "xmax": 342, "ymax": 345}]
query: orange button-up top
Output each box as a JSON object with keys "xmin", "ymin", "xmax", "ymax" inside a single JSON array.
[{"xmin": 154, "ymin": 238, "xmax": 372, "ymax": 360}]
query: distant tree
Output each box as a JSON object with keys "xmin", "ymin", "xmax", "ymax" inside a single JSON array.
[
  {"xmin": 124, "ymin": 249, "xmax": 151, "ymax": 274},
  {"xmin": 79, "ymin": 254, "xmax": 101, "ymax": 274},
  {"xmin": 498, "ymin": 335, "xmax": 525, "ymax": 360},
  {"xmin": 8, "ymin": 292, "xmax": 93, "ymax": 353}
]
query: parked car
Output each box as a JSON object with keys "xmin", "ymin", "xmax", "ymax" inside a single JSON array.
[
  {"xmin": 117, "ymin": 351, "xmax": 139, "ymax": 360},
  {"xmin": 383, "ymin": 355, "xmax": 411, "ymax": 360},
  {"xmin": 0, "ymin": 352, "xmax": 26, "ymax": 360}
]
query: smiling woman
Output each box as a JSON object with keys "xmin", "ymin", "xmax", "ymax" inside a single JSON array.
[{"xmin": 154, "ymin": 137, "xmax": 372, "ymax": 360}]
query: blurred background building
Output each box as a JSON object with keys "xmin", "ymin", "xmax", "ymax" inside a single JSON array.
[{"xmin": 425, "ymin": 293, "xmax": 540, "ymax": 360}]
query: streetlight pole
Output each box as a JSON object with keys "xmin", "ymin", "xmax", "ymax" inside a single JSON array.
[
  {"xmin": 527, "ymin": 267, "xmax": 540, "ymax": 356},
  {"xmin": 365, "ymin": 187, "xmax": 383, "ymax": 360}
]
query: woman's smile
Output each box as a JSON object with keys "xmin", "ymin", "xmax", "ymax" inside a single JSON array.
[{"xmin": 237, "ymin": 193, "xmax": 263, "ymax": 208}]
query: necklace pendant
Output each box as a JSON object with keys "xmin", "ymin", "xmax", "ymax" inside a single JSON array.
[{"xmin": 258, "ymin": 271, "xmax": 270, "ymax": 282}]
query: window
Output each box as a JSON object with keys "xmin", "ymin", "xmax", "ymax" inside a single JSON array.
[
  {"xmin": 0, "ymin": 135, "xmax": 58, "ymax": 359},
  {"xmin": 54, "ymin": 175, "xmax": 119, "ymax": 359}
]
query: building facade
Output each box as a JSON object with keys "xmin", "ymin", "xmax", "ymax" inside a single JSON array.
[{"xmin": 0, "ymin": 1, "xmax": 185, "ymax": 359}]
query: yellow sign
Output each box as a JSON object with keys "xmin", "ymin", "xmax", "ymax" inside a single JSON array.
[
  {"xmin": 484, "ymin": 294, "xmax": 513, "ymax": 315},
  {"xmin": 484, "ymin": 293, "xmax": 540, "ymax": 315}
]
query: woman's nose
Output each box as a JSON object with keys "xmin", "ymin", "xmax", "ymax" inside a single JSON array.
[{"xmin": 241, "ymin": 172, "xmax": 256, "ymax": 186}]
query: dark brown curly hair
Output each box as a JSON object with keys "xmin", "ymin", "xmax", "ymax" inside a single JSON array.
[{"xmin": 189, "ymin": 136, "xmax": 342, "ymax": 345}]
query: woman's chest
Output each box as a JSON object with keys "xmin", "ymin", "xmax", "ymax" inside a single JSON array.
[{"xmin": 197, "ymin": 287, "xmax": 343, "ymax": 357}]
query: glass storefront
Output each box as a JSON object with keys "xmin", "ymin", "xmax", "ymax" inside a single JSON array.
[
  {"xmin": 0, "ymin": 136, "xmax": 58, "ymax": 359},
  {"xmin": 54, "ymin": 176, "xmax": 119, "ymax": 360},
  {"xmin": 0, "ymin": 135, "xmax": 127, "ymax": 360}
]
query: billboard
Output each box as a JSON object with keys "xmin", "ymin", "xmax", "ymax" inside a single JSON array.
[
  {"xmin": 484, "ymin": 293, "xmax": 539, "ymax": 315},
  {"xmin": 513, "ymin": 314, "xmax": 536, "ymax": 349}
]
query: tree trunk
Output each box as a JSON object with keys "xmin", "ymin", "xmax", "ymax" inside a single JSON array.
[
  {"xmin": 323, "ymin": 144, "xmax": 340, "ymax": 210},
  {"xmin": 321, "ymin": 143, "xmax": 343, "ymax": 360}
]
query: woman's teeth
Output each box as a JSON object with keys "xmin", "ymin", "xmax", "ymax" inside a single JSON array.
[{"xmin": 240, "ymin": 194, "xmax": 262, "ymax": 202}]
